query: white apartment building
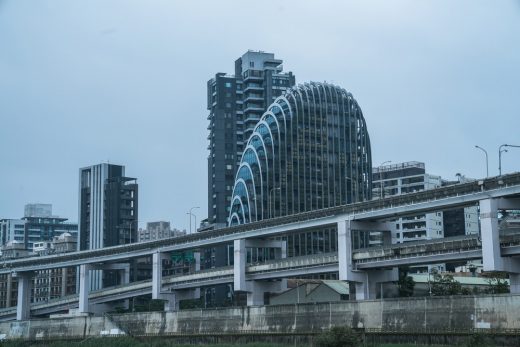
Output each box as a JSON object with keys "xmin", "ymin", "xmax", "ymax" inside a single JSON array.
[{"xmin": 372, "ymin": 162, "xmax": 444, "ymax": 244}]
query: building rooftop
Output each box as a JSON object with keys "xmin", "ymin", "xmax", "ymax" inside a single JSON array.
[{"xmin": 373, "ymin": 161, "xmax": 425, "ymax": 174}]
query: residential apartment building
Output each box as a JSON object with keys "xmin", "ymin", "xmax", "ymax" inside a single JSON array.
[
  {"xmin": 207, "ymin": 50, "xmax": 296, "ymax": 227},
  {"xmin": 0, "ymin": 204, "xmax": 77, "ymax": 250},
  {"xmin": 372, "ymin": 162, "xmax": 444, "ymax": 244},
  {"xmin": 78, "ymin": 163, "xmax": 138, "ymax": 289},
  {"xmin": 138, "ymin": 221, "xmax": 185, "ymax": 242}
]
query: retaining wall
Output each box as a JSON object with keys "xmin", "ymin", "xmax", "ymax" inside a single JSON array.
[{"xmin": 1, "ymin": 294, "xmax": 520, "ymax": 340}]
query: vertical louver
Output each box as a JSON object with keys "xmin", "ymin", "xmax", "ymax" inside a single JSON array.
[{"xmin": 229, "ymin": 82, "xmax": 371, "ymax": 226}]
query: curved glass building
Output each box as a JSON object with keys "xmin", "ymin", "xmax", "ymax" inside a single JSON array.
[{"xmin": 229, "ymin": 82, "xmax": 372, "ymax": 226}]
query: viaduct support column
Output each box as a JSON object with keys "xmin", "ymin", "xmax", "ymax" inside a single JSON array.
[
  {"xmin": 338, "ymin": 220, "xmax": 397, "ymax": 300},
  {"xmin": 152, "ymin": 251, "xmax": 178, "ymax": 311},
  {"xmin": 480, "ymin": 198, "xmax": 520, "ymax": 294},
  {"xmin": 15, "ymin": 272, "xmax": 33, "ymax": 321},
  {"xmin": 234, "ymin": 239, "xmax": 287, "ymax": 305},
  {"xmin": 6, "ymin": 273, "xmax": 12, "ymax": 308},
  {"xmin": 233, "ymin": 239, "xmax": 246, "ymax": 292},
  {"xmin": 480, "ymin": 199, "xmax": 502, "ymax": 271},
  {"xmin": 78, "ymin": 264, "xmax": 91, "ymax": 314}
]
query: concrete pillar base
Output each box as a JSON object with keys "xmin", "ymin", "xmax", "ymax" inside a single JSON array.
[
  {"xmin": 14, "ymin": 272, "xmax": 33, "ymax": 321},
  {"xmin": 352, "ymin": 269, "xmax": 398, "ymax": 300},
  {"xmin": 78, "ymin": 264, "xmax": 92, "ymax": 314},
  {"xmin": 510, "ymin": 273, "xmax": 520, "ymax": 294},
  {"xmin": 246, "ymin": 280, "xmax": 284, "ymax": 306}
]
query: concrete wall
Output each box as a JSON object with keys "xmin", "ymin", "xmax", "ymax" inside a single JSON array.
[{"xmin": 2, "ymin": 294, "xmax": 520, "ymax": 339}]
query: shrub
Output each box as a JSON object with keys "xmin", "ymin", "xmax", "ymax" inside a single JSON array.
[{"xmin": 314, "ymin": 326, "xmax": 361, "ymax": 347}]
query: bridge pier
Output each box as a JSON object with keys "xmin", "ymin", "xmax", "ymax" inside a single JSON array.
[
  {"xmin": 234, "ymin": 239, "xmax": 246, "ymax": 292},
  {"xmin": 78, "ymin": 264, "xmax": 92, "ymax": 314},
  {"xmin": 13, "ymin": 271, "xmax": 33, "ymax": 321},
  {"xmin": 152, "ymin": 251, "xmax": 186, "ymax": 311},
  {"xmin": 246, "ymin": 281, "xmax": 285, "ymax": 306},
  {"xmin": 480, "ymin": 198, "xmax": 520, "ymax": 293},
  {"xmin": 234, "ymin": 238, "xmax": 287, "ymax": 305},
  {"xmin": 338, "ymin": 220, "xmax": 397, "ymax": 300},
  {"xmin": 353, "ymin": 269, "xmax": 398, "ymax": 300}
]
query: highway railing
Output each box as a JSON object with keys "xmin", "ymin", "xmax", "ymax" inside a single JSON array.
[
  {"xmin": 353, "ymin": 235, "xmax": 482, "ymax": 265},
  {"xmin": 1, "ymin": 172, "xmax": 520, "ymax": 273}
]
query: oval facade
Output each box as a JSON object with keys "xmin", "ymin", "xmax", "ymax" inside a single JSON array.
[{"xmin": 229, "ymin": 82, "xmax": 371, "ymax": 226}]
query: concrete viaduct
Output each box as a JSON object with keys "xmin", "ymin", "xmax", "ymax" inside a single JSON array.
[{"xmin": 2, "ymin": 173, "xmax": 520, "ymax": 321}]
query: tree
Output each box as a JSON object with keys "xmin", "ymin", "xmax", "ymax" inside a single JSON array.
[
  {"xmin": 315, "ymin": 326, "xmax": 361, "ymax": 347},
  {"xmin": 397, "ymin": 268, "xmax": 415, "ymax": 297},
  {"xmin": 430, "ymin": 270, "xmax": 464, "ymax": 296},
  {"xmin": 485, "ymin": 276, "xmax": 510, "ymax": 294}
]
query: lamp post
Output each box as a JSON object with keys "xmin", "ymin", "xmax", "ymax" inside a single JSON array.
[
  {"xmin": 269, "ymin": 187, "xmax": 281, "ymax": 219},
  {"xmin": 428, "ymin": 270, "xmax": 432, "ymax": 297},
  {"xmin": 118, "ymin": 220, "xmax": 139, "ymax": 244},
  {"xmin": 474, "ymin": 145, "xmax": 489, "ymax": 178},
  {"xmin": 379, "ymin": 161, "xmax": 391, "ymax": 199},
  {"xmin": 499, "ymin": 144, "xmax": 520, "ymax": 176},
  {"xmin": 345, "ymin": 176, "xmax": 353, "ymax": 203},
  {"xmin": 187, "ymin": 206, "xmax": 200, "ymax": 234}
]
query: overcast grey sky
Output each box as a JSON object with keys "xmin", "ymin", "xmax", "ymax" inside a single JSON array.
[{"xmin": 1, "ymin": 0, "xmax": 519, "ymax": 230}]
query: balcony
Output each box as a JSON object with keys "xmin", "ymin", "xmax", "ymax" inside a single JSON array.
[
  {"xmin": 244, "ymin": 105, "xmax": 264, "ymax": 113},
  {"xmin": 245, "ymin": 95, "xmax": 264, "ymax": 102},
  {"xmin": 244, "ymin": 85, "xmax": 264, "ymax": 93}
]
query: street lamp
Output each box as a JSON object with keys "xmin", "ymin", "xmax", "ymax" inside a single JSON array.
[
  {"xmin": 269, "ymin": 187, "xmax": 281, "ymax": 218},
  {"xmin": 499, "ymin": 144, "xmax": 520, "ymax": 176},
  {"xmin": 474, "ymin": 145, "xmax": 489, "ymax": 178},
  {"xmin": 187, "ymin": 207, "xmax": 200, "ymax": 234},
  {"xmin": 117, "ymin": 220, "xmax": 139, "ymax": 244},
  {"xmin": 379, "ymin": 161, "xmax": 391, "ymax": 199},
  {"xmin": 427, "ymin": 270, "xmax": 432, "ymax": 297}
]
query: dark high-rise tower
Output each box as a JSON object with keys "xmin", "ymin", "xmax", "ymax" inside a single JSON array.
[
  {"xmin": 207, "ymin": 51, "xmax": 296, "ymax": 227},
  {"xmin": 78, "ymin": 163, "xmax": 138, "ymax": 289}
]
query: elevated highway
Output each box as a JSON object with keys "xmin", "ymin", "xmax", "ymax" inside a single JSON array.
[
  {"xmin": 2, "ymin": 173, "xmax": 520, "ymax": 275},
  {"xmin": 2, "ymin": 232, "xmax": 520, "ymax": 321},
  {"xmin": 2, "ymin": 172, "xmax": 520, "ymax": 320}
]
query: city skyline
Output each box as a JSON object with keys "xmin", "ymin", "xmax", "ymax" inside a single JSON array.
[{"xmin": 1, "ymin": 1, "xmax": 519, "ymax": 230}]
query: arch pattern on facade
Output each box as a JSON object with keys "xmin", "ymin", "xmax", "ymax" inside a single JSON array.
[{"xmin": 229, "ymin": 82, "xmax": 372, "ymax": 226}]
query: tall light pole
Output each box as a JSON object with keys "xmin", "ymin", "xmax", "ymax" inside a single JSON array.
[
  {"xmin": 499, "ymin": 144, "xmax": 520, "ymax": 176},
  {"xmin": 379, "ymin": 161, "xmax": 391, "ymax": 199},
  {"xmin": 118, "ymin": 220, "xmax": 139, "ymax": 244},
  {"xmin": 345, "ymin": 176, "xmax": 353, "ymax": 203},
  {"xmin": 187, "ymin": 206, "xmax": 200, "ymax": 234},
  {"xmin": 474, "ymin": 145, "xmax": 488, "ymax": 178},
  {"xmin": 269, "ymin": 187, "xmax": 281, "ymax": 218}
]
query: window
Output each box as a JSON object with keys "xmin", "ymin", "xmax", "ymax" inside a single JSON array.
[
  {"xmin": 249, "ymin": 61, "xmax": 254, "ymax": 68},
  {"xmin": 225, "ymin": 82, "xmax": 232, "ymax": 88}
]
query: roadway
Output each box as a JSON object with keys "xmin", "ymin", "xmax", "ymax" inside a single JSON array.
[
  {"xmin": 2, "ymin": 173, "xmax": 520, "ymax": 275},
  {"xmin": 2, "ymin": 232, "xmax": 520, "ymax": 321}
]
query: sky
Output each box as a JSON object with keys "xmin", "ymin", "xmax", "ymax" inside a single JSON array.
[{"xmin": 1, "ymin": 0, "xmax": 519, "ymax": 231}]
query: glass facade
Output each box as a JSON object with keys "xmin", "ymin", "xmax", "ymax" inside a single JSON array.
[{"xmin": 229, "ymin": 82, "xmax": 372, "ymax": 226}]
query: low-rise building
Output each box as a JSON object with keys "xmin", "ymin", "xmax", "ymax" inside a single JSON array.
[
  {"xmin": 138, "ymin": 221, "xmax": 185, "ymax": 242},
  {"xmin": 270, "ymin": 280, "xmax": 350, "ymax": 305}
]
